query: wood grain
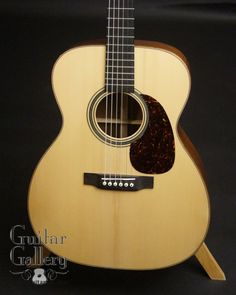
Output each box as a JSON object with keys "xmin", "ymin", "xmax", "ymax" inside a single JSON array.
[
  {"xmin": 195, "ymin": 243, "xmax": 226, "ymax": 280},
  {"xmin": 28, "ymin": 41, "xmax": 210, "ymax": 270}
]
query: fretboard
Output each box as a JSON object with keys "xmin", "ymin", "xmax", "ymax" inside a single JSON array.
[{"xmin": 105, "ymin": 0, "xmax": 135, "ymax": 93}]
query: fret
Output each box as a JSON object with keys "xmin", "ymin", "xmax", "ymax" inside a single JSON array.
[
  {"xmin": 107, "ymin": 35, "xmax": 134, "ymax": 38},
  {"xmin": 106, "ymin": 52, "xmax": 135, "ymax": 61},
  {"xmin": 106, "ymin": 83, "xmax": 134, "ymax": 86},
  {"xmin": 107, "ymin": 60, "xmax": 134, "ymax": 64},
  {"xmin": 107, "ymin": 35, "xmax": 134, "ymax": 40},
  {"xmin": 106, "ymin": 67, "xmax": 134, "ymax": 71},
  {"xmin": 106, "ymin": 78, "xmax": 134, "ymax": 82},
  {"xmin": 106, "ymin": 62, "xmax": 134, "ymax": 67},
  {"xmin": 107, "ymin": 27, "xmax": 134, "ymax": 29},
  {"xmin": 107, "ymin": 58, "xmax": 134, "ymax": 61},
  {"xmin": 108, "ymin": 8, "xmax": 134, "ymax": 10},
  {"xmin": 105, "ymin": 72, "xmax": 134, "ymax": 75},
  {"xmin": 106, "ymin": 71, "xmax": 134, "ymax": 76},
  {"xmin": 106, "ymin": 76, "xmax": 135, "ymax": 80},
  {"xmin": 106, "ymin": 77, "xmax": 134, "ymax": 80},
  {"xmin": 107, "ymin": 64, "xmax": 134, "ymax": 68},
  {"xmin": 106, "ymin": 52, "xmax": 134, "ymax": 55},
  {"xmin": 108, "ymin": 17, "xmax": 134, "ymax": 20},
  {"xmin": 108, "ymin": 13, "xmax": 134, "ymax": 19},
  {"xmin": 106, "ymin": 70, "xmax": 134, "ymax": 76},
  {"xmin": 107, "ymin": 59, "xmax": 134, "ymax": 62},
  {"xmin": 107, "ymin": 19, "xmax": 134, "ymax": 27},
  {"xmin": 106, "ymin": 78, "xmax": 135, "ymax": 82},
  {"xmin": 107, "ymin": 44, "xmax": 134, "ymax": 47},
  {"xmin": 106, "ymin": 65, "xmax": 134, "ymax": 69}
]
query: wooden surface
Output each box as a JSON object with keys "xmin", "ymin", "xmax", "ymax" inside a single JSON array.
[
  {"xmin": 30, "ymin": 242, "xmax": 226, "ymax": 280},
  {"xmin": 195, "ymin": 243, "xmax": 226, "ymax": 280},
  {"xmin": 28, "ymin": 41, "xmax": 210, "ymax": 269}
]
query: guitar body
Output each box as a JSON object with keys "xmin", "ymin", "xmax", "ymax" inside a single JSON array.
[{"xmin": 28, "ymin": 40, "xmax": 210, "ymax": 270}]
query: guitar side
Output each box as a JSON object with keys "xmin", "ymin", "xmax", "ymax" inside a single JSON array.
[{"xmin": 28, "ymin": 41, "xmax": 210, "ymax": 270}]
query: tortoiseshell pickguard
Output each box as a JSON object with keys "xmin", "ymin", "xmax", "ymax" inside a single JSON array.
[{"xmin": 130, "ymin": 95, "xmax": 175, "ymax": 174}]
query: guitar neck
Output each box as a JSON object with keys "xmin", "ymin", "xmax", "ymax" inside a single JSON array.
[{"xmin": 106, "ymin": 0, "xmax": 135, "ymax": 93}]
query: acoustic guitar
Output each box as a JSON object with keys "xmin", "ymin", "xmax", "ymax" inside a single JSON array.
[{"xmin": 28, "ymin": 0, "xmax": 210, "ymax": 269}]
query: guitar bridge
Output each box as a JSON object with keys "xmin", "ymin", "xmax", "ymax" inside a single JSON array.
[{"xmin": 84, "ymin": 173, "xmax": 154, "ymax": 191}]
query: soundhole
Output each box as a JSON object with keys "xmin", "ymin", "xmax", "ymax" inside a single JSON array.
[
  {"xmin": 96, "ymin": 93, "xmax": 142, "ymax": 138},
  {"xmin": 87, "ymin": 89, "xmax": 148, "ymax": 146}
]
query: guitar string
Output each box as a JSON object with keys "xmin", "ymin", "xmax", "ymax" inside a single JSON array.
[
  {"xmin": 120, "ymin": 0, "xmax": 124, "ymax": 183},
  {"xmin": 128, "ymin": 0, "xmax": 134, "ymax": 178},
  {"xmin": 110, "ymin": 0, "xmax": 115, "ymax": 181},
  {"xmin": 115, "ymin": 0, "xmax": 120, "ymax": 185},
  {"xmin": 126, "ymin": 0, "xmax": 130, "ymax": 178},
  {"xmin": 132, "ymin": 0, "xmax": 135, "ymax": 177},
  {"xmin": 104, "ymin": 0, "xmax": 111, "ymax": 181},
  {"xmin": 125, "ymin": 0, "xmax": 129, "ymax": 179},
  {"xmin": 128, "ymin": 0, "xmax": 132, "ymax": 178},
  {"xmin": 131, "ymin": 0, "xmax": 135, "ymax": 177}
]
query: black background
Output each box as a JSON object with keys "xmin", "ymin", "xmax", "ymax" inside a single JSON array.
[{"xmin": 0, "ymin": 0, "xmax": 236, "ymax": 294}]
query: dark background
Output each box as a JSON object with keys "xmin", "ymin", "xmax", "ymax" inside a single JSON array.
[{"xmin": 0, "ymin": 0, "xmax": 236, "ymax": 294}]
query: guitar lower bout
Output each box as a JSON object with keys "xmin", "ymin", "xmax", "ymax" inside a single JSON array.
[{"xmin": 28, "ymin": 40, "xmax": 210, "ymax": 270}]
